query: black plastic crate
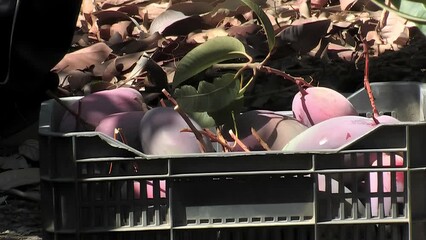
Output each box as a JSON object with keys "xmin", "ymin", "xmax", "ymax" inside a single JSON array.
[{"xmin": 38, "ymin": 82, "xmax": 426, "ymax": 240}]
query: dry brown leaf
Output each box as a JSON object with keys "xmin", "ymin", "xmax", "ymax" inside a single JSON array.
[
  {"xmin": 379, "ymin": 12, "xmax": 409, "ymax": 45},
  {"xmin": 110, "ymin": 20, "xmax": 132, "ymax": 40},
  {"xmin": 109, "ymin": 32, "xmax": 162, "ymax": 54},
  {"xmin": 218, "ymin": 16, "xmax": 242, "ymax": 29},
  {"xmin": 102, "ymin": 51, "xmax": 145, "ymax": 81},
  {"xmin": 278, "ymin": 18, "xmax": 332, "ymax": 54},
  {"xmin": 291, "ymin": 0, "xmax": 328, "ymax": 10},
  {"xmin": 52, "ymin": 42, "xmax": 113, "ymax": 73},
  {"xmin": 339, "ymin": 0, "xmax": 358, "ymax": 10},
  {"xmin": 227, "ymin": 23, "xmax": 262, "ymax": 38},
  {"xmin": 116, "ymin": 4, "xmax": 141, "ymax": 16},
  {"xmin": 63, "ymin": 69, "xmax": 94, "ymax": 91},
  {"xmin": 168, "ymin": 1, "xmax": 213, "ymax": 15},
  {"xmin": 149, "ymin": 9, "xmax": 208, "ymax": 36},
  {"xmin": 93, "ymin": 9, "xmax": 131, "ymax": 25},
  {"xmin": 187, "ymin": 28, "xmax": 229, "ymax": 43},
  {"xmin": 204, "ymin": 0, "xmax": 264, "ymax": 26},
  {"xmin": 327, "ymin": 42, "xmax": 356, "ymax": 61},
  {"xmin": 138, "ymin": 2, "xmax": 170, "ymax": 22},
  {"xmin": 81, "ymin": 0, "xmax": 96, "ymax": 14},
  {"xmin": 101, "ymin": 0, "xmax": 150, "ymax": 9}
]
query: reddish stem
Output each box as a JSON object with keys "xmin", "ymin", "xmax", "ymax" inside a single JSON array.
[
  {"xmin": 257, "ymin": 65, "xmax": 312, "ymax": 89},
  {"xmin": 181, "ymin": 128, "xmax": 234, "ymax": 152},
  {"xmin": 251, "ymin": 128, "xmax": 271, "ymax": 151},
  {"xmin": 161, "ymin": 89, "xmax": 211, "ymax": 153},
  {"xmin": 229, "ymin": 129, "xmax": 250, "ymax": 152},
  {"xmin": 362, "ymin": 40, "xmax": 380, "ymax": 124}
]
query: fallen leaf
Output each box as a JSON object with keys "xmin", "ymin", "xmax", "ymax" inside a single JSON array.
[
  {"xmin": 339, "ymin": 0, "xmax": 358, "ymax": 10},
  {"xmin": 102, "ymin": 51, "xmax": 145, "ymax": 81},
  {"xmin": 62, "ymin": 69, "xmax": 94, "ymax": 91},
  {"xmin": 327, "ymin": 42, "xmax": 357, "ymax": 61},
  {"xmin": 109, "ymin": 31, "xmax": 162, "ymax": 54},
  {"xmin": 0, "ymin": 154, "xmax": 29, "ymax": 170},
  {"xmin": 0, "ymin": 168, "xmax": 40, "ymax": 191},
  {"xmin": 380, "ymin": 12, "xmax": 409, "ymax": 45},
  {"xmin": 110, "ymin": 20, "xmax": 133, "ymax": 40},
  {"xmin": 101, "ymin": 0, "xmax": 150, "ymax": 9},
  {"xmin": 168, "ymin": 1, "xmax": 213, "ymax": 15},
  {"xmin": 138, "ymin": 2, "xmax": 169, "ymax": 22},
  {"xmin": 81, "ymin": 0, "xmax": 96, "ymax": 14},
  {"xmin": 187, "ymin": 28, "xmax": 229, "ymax": 43},
  {"xmin": 278, "ymin": 18, "xmax": 332, "ymax": 54},
  {"xmin": 93, "ymin": 9, "xmax": 132, "ymax": 25},
  {"xmin": 227, "ymin": 22, "xmax": 262, "ymax": 38},
  {"xmin": 52, "ymin": 42, "xmax": 113, "ymax": 73},
  {"xmin": 149, "ymin": 9, "xmax": 208, "ymax": 36}
]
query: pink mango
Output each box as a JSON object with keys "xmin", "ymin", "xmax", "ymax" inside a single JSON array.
[
  {"xmin": 133, "ymin": 180, "xmax": 166, "ymax": 199},
  {"xmin": 317, "ymin": 174, "xmax": 365, "ymax": 218},
  {"xmin": 369, "ymin": 153, "xmax": 404, "ymax": 217},
  {"xmin": 222, "ymin": 110, "xmax": 308, "ymax": 151},
  {"xmin": 60, "ymin": 87, "xmax": 144, "ymax": 132},
  {"xmin": 95, "ymin": 111, "xmax": 145, "ymax": 150},
  {"xmin": 292, "ymin": 87, "xmax": 358, "ymax": 127},
  {"xmin": 283, "ymin": 115, "xmax": 399, "ymax": 151},
  {"xmin": 139, "ymin": 107, "xmax": 213, "ymax": 155}
]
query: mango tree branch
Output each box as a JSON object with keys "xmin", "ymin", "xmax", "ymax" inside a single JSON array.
[{"xmin": 211, "ymin": 63, "xmax": 312, "ymax": 88}]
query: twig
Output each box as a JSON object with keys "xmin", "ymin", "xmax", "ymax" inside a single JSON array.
[
  {"xmin": 45, "ymin": 89, "xmax": 96, "ymax": 129},
  {"xmin": 202, "ymin": 128, "xmax": 233, "ymax": 152},
  {"xmin": 211, "ymin": 63, "xmax": 312, "ymax": 92},
  {"xmin": 251, "ymin": 128, "xmax": 271, "ymax": 151},
  {"xmin": 159, "ymin": 98, "xmax": 167, "ymax": 107},
  {"xmin": 228, "ymin": 129, "xmax": 250, "ymax": 152},
  {"xmin": 361, "ymin": 39, "xmax": 380, "ymax": 124},
  {"xmin": 181, "ymin": 128, "xmax": 234, "ymax": 152},
  {"xmin": 257, "ymin": 65, "xmax": 312, "ymax": 88},
  {"xmin": 216, "ymin": 128, "xmax": 232, "ymax": 152},
  {"xmin": 161, "ymin": 89, "xmax": 212, "ymax": 153}
]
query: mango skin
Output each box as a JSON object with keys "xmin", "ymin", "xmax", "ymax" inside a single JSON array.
[
  {"xmin": 139, "ymin": 107, "xmax": 213, "ymax": 155},
  {"xmin": 223, "ymin": 110, "xmax": 308, "ymax": 151},
  {"xmin": 369, "ymin": 153, "xmax": 404, "ymax": 217},
  {"xmin": 95, "ymin": 111, "xmax": 146, "ymax": 151},
  {"xmin": 59, "ymin": 87, "xmax": 144, "ymax": 132},
  {"xmin": 283, "ymin": 115, "xmax": 399, "ymax": 151},
  {"xmin": 292, "ymin": 87, "xmax": 358, "ymax": 127}
]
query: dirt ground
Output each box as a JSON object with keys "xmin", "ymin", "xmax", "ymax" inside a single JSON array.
[{"xmin": 0, "ymin": 198, "xmax": 42, "ymax": 240}]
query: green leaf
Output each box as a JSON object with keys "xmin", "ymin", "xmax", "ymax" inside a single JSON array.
[
  {"xmin": 172, "ymin": 36, "xmax": 247, "ymax": 89},
  {"xmin": 389, "ymin": 0, "xmax": 401, "ymax": 9},
  {"xmin": 187, "ymin": 112, "xmax": 217, "ymax": 128},
  {"xmin": 371, "ymin": 0, "xmax": 426, "ymax": 34},
  {"xmin": 208, "ymin": 94, "xmax": 245, "ymax": 126},
  {"xmin": 188, "ymin": 94, "xmax": 245, "ymax": 128},
  {"xmin": 174, "ymin": 73, "xmax": 240, "ymax": 113},
  {"xmin": 238, "ymin": 0, "xmax": 275, "ymax": 52},
  {"xmin": 399, "ymin": 0, "xmax": 426, "ymax": 35}
]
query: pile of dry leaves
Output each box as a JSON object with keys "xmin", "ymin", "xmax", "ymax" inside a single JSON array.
[{"xmin": 53, "ymin": 0, "xmax": 426, "ymax": 110}]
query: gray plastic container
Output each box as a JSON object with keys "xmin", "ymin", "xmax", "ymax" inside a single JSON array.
[
  {"xmin": 348, "ymin": 81, "xmax": 426, "ymax": 121},
  {"xmin": 38, "ymin": 82, "xmax": 426, "ymax": 240}
]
